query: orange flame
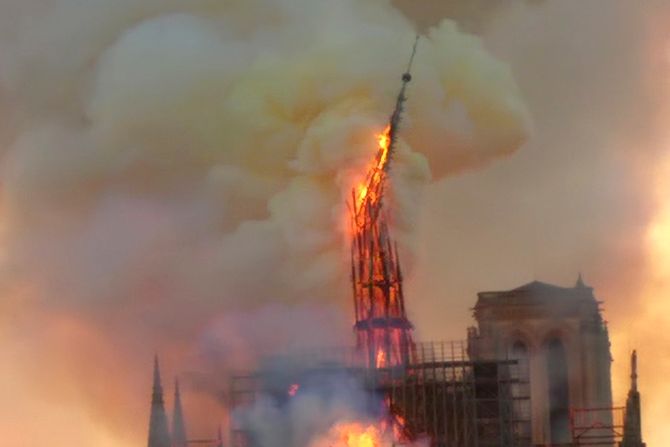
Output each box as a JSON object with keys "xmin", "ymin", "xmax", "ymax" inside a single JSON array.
[
  {"xmin": 315, "ymin": 396, "xmax": 412, "ymax": 447},
  {"xmin": 356, "ymin": 125, "xmax": 392, "ymax": 209},
  {"xmin": 391, "ymin": 413, "xmax": 407, "ymax": 440},
  {"xmin": 375, "ymin": 349, "xmax": 386, "ymax": 368},
  {"xmin": 317, "ymin": 413, "xmax": 410, "ymax": 447},
  {"xmin": 318, "ymin": 422, "xmax": 383, "ymax": 447}
]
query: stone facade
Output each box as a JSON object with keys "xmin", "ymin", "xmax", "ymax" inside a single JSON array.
[{"xmin": 467, "ymin": 277, "xmax": 613, "ymax": 445}]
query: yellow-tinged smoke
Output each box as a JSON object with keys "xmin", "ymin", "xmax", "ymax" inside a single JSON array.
[
  {"xmin": 0, "ymin": 0, "xmax": 530, "ymax": 444},
  {"xmin": 606, "ymin": 34, "xmax": 670, "ymax": 444},
  {"xmin": 612, "ymin": 153, "xmax": 670, "ymax": 446}
]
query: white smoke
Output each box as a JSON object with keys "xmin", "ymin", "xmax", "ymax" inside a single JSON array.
[{"xmin": 0, "ymin": 0, "xmax": 529, "ymax": 444}]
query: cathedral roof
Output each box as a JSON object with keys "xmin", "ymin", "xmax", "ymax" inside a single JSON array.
[
  {"xmin": 473, "ymin": 277, "xmax": 600, "ymax": 321},
  {"xmin": 479, "ymin": 278, "xmax": 593, "ymax": 299},
  {"xmin": 509, "ymin": 280, "xmax": 574, "ymax": 294}
]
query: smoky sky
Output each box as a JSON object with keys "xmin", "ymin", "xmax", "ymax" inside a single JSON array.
[
  {"xmin": 401, "ymin": 2, "xmax": 670, "ymax": 445},
  {"xmin": 1, "ymin": 1, "xmax": 669, "ymax": 446},
  {"xmin": 405, "ymin": 0, "xmax": 659, "ymax": 335}
]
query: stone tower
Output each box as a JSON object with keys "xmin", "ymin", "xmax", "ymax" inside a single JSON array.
[
  {"xmin": 147, "ymin": 356, "xmax": 171, "ymax": 447},
  {"xmin": 467, "ymin": 276, "xmax": 613, "ymax": 445}
]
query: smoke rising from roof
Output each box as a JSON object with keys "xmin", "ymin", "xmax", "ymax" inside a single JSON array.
[
  {"xmin": 0, "ymin": 0, "xmax": 529, "ymax": 444},
  {"xmin": 400, "ymin": 2, "xmax": 670, "ymax": 446},
  {"xmin": 6, "ymin": 0, "xmax": 670, "ymax": 446}
]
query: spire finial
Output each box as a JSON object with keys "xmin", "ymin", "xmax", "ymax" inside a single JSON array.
[
  {"xmin": 621, "ymin": 348, "xmax": 645, "ymax": 445},
  {"xmin": 402, "ymin": 34, "xmax": 420, "ymax": 82},
  {"xmin": 384, "ymin": 35, "xmax": 420, "ymax": 173}
]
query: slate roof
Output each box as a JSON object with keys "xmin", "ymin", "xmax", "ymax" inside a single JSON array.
[{"xmin": 473, "ymin": 277, "xmax": 599, "ymax": 319}]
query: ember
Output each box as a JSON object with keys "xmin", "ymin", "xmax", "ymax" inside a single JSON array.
[
  {"xmin": 355, "ymin": 124, "xmax": 391, "ymax": 209},
  {"xmin": 287, "ymin": 383, "xmax": 300, "ymax": 397}
]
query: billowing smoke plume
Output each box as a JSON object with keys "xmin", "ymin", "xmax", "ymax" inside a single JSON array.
[
  {"xmin": 0, "ymin": 0, "xmax": 530, "ymax": 444},
  {"xmin": 400, "ymin": 2, "xmax": 670, "ymax": 447}
]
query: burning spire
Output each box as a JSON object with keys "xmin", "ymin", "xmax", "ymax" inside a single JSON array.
[
  {"xmin": 171, "ymin": 378, "xmax": 188, "ymax": 447},
  {"xmin": 148, "ymin": 356, "xmax": 172, "ymax": 447},
  {"xmin": 351, "ymin": 37, "xmax": 419, "ymax": 369},
  {"xmin": 354, "ymin": 35, "xmax": 419, "ymax": 224}
]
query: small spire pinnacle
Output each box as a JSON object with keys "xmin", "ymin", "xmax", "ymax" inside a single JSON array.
[
  {"xmin": 621, "ymin": 349, "xmax": 645, "ymax": 446},
  {"xmin": 575, "ymin": 272, "xmax": 586, "ymax": 288},
  {"xmin": 148, "ymin": 356, "xmax": 171, "ymax": 447},
  {"xmin": 172, "ymin": 378, "xmax": 188, "ymax": 447},
  {"xmin": 152, "ymin": 355, "xmax": 163, "ymax": 399},
  {"xmin": 631, "ymin": 350, "xmax": 638, "ymax": 392}
]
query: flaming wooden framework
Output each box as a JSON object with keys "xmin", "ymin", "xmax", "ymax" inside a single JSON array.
[
  {"xmin": 350, "ymin": 192, "xmax": 414, "ymax": 369},
  {"xmin": 350, "ymin": 38, "xmax": 418, "ymax": 370}
]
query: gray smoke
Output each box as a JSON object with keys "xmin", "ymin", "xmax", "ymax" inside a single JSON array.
[{"xmin": 0, "ymin": 0, "xmax": 531, "ymax": 444}]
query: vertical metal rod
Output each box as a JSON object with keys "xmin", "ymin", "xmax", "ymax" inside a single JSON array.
[
  {"xmin": 432, "ymin": 342, "xmax": 439, "ymax": 442},
  {"xmin": 468, "ymin": 343, "xmax": 479, "ymax": 447},
  {"xmin": 421, "ymin": 343, "xmax": 428, "ymax": 435},
  {"xmin": 451, "ymin": 342, "xmax": 459, "ymax": 446}
]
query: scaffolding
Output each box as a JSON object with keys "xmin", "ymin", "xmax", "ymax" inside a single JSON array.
[
  {"xmin": 570, "ymin": 406, "xmax": 624, "ymax": 446},
  {"xmin": 230, "ymin": 341, "xmax": 530, "ymax": 447}
]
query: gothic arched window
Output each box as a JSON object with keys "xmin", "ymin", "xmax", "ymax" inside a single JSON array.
[
  {"xmin": 509, "ymin": 340, "xmax": 531, "ymax": 435},
  {"xmin": 545, "ymin": 337, "xmax": 570, "ymax": 444}
]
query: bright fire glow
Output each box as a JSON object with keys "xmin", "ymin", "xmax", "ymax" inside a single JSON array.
[
  {"xmin": 356, "ymin": 125, "xmax": 392, "ymax": 210},
  {"xmin": 341, "ymin": 424, "xmax": 379, "ymax": 447},
  {"xmin": 310, "ymin": 398, "xmax": 413, "ymax": 447},
  {"xmin": 310, "ymin": 422, "xmax": 382, "ymax": 447},
  {"xmin": 391, "ymin": 413, "xmax": 407, "ymax": 440},
  {"xmin": 311, "ymin": 418, "xmax": 410, "ymax": 447},
  {"xmin": 351, "ymin": 124, "xmax": 413, "ymax": 370},
  {"xmin": 624, "ymin": 153, "xmax": 670, "ymax": 446},
  {"xmin": 605, "ymin": 45, "xmax": 670, "ymax": 446},
  {"xmin": 375, "ymin": 349, "xmax": 386, "ymax": 368}
]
